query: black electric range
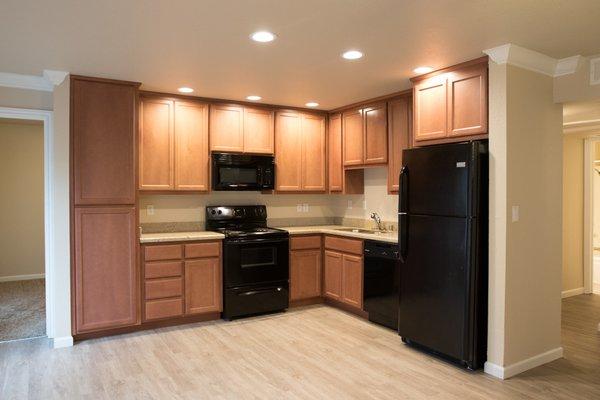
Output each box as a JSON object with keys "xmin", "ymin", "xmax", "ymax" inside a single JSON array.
[{"xmin": 206, "ymin": 205, "xmax": 289, "ymax": 319}]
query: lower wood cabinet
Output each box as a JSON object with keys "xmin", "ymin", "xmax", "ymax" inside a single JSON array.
[
  {"xmin": 142, "ymin": 240, "xmax": 222, "ymax": 322},
  {"xmin": 323, "ymin": 236, "xmax": 364, "ymax": 310},
  {"xmin": 290, "ymin": 235, "xmax": 323, "ymax": 301},
  {"xmin": 73, "ymin": 206, "xmax": 139, "ymax": 334}
]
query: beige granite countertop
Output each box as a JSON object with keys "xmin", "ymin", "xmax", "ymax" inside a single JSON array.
[
  {"xmin": 140, "ymin": 225, "xmax": 397, "ymax": 244},
  {"xmin": 140, "ymin": 231, "xmax": 225, "ymax": 244},
  {"xmin": 281, "ymin": 225, "xmax": 398, "ymax": 243}
]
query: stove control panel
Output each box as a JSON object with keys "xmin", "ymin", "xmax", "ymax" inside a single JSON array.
[{"xmin": 206, "ymin": 205, "xmax": 267, "ymax": 221}]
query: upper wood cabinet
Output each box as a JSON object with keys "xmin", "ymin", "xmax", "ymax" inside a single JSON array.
[
  {"xmin": 210, "ymin": 104, "xmax": 274, "ymax": 154},
  {"xmin": 71, "ymin": 76, "xmax": 138, "ymax": 205},
  {"xmin": 387, "ymin": 96, "xmax": 412, "ymax": 193},
  {"xmin": 139, "ymin": 96, "xmax": 209, "ymax": 191},
  {"xmin": 342, "ymin": 103, "xmax": 387, "ymax": 167},
  {"xmin": 275, "ymin": 111, "xmax": 326, "ymax": 192},
  {"xmin": 412, "ymin": 58, "xmax": 488, "ymax": 146},
  {"xmin": 328, "ymin": 114, "xmax": 343, "ymax": 192},
  {"xmin": 73, "ymin": 206, "xmax": 138, "ymax": 334}
]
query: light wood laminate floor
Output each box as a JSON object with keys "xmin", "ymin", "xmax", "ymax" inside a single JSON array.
[{"xmin": 1, "ymin": 295, "xmax": 599, "ymax": 399}]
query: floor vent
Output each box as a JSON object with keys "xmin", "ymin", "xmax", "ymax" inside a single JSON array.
[{"xmin": 591, "ymin": 57, "xmax": 600, "ymax": 85}]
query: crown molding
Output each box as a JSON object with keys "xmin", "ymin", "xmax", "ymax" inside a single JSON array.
[
  {"xmin": 484, "ymin": 44, "xmax": 581, "ymax": 77},
  {"xmin": 0, "ymin": 69, "xmax": 69, "ymax": 92}
]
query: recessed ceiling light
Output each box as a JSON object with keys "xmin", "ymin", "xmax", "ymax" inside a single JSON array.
[
  {"xmin": 246, "ymin": 95, "xmax": 262, "ymax": 101},
  {"xmin": 342, "ymin": 50, "xmax": 363, "ymax": 60},
  {"xmin": 178, "ymin": 87, "xmax": 194, "ymax": 93},
  {"xmin": 305, "ymin": 102, "xmax": 319, "ymax": 107},
  {"xmin": 250, "ymin": 31, "xmax": 276, "ymax": 42},
  {"xmin": 413, "ymin": 66, "xmax": 434, "ymax": 74}
]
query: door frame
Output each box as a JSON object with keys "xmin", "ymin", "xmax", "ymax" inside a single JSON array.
[
  {"xmin": 0, "ymin": 106, "xmax": 56, "ymax": 338},
  {"xmin": 583, "ymin": 136, "xmax": 600, "ymax": 294}
]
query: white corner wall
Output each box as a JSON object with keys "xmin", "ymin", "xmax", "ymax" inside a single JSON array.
[{"xmin": 486, "ymin": 63, "xmax": 564, "ymax": 379}]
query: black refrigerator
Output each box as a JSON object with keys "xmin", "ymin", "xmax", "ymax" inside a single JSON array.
[{"xmin": 398, "ymin": 140, "xmax": 488, "ymax": 370}]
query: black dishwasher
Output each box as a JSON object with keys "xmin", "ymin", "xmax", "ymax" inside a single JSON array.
[{"xmin": 363, "ymin": 240, "xmax": 399, "ymax": 330}]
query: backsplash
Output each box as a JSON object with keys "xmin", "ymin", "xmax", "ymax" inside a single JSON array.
[{"xmin": 139, "ymin": 167, "xmax": 399, "ymax": 233}]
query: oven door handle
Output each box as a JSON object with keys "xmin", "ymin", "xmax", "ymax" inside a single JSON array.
[
  {"xmin": 238, "ymin": 287, "xmax": 284, "ymax": 296},
  {"xmin": 227, "ymin": 237, "xmax": 288, "ymax": 245}
]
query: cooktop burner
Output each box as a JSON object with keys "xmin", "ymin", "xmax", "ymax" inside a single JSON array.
[{"xmin": 205, "ymin": 205, "xmax": 288, "ymax": 239}]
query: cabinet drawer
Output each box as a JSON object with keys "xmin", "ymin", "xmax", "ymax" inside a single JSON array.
[
  {"xmin": 185, "ymin": 241, "xmax": 221, "ymax": 259},
  {"xmin": 290, "ymin": 235, "xmax": 322, "ymax": 250},
  {"xmin": 324, "ymin": 235, "xmax": 363, "ymax": 255},
  {"xmin": 145, "ymin": 298, "xmax": 183, "ymax": 320},
  {"xmin": 145, "ymin": 261, "xmax": 183, "ymax": 279},
  {"xmin": 145, "ymin": 277, "xmax": 183, "ymax": 300},
  {"xmin": 144, "ymin": 244, "xmax": 183, "ymax": 261}
]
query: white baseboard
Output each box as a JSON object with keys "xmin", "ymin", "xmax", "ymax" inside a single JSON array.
[
  {"xmin": 52, "ymin": 336, "xmax": 73, "ymax": 349},
  {"xmin": 562, "ymin": 287, "xmax": 584, "ymax": 298},
  {"xmin": 484, "ymin": 347, "xmax": 563, "ymax": 379},
  {"xmin": 0, "ymin": 273, "xmax": 45, "ymax": 282}
]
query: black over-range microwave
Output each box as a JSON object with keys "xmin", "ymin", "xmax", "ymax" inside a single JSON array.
[{"xmin": 211, "ymin": 153, "xmax": 275, "ymax": 191}]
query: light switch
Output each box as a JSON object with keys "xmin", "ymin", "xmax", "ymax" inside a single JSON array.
[
  {"xmin": 303, "ymin": 203, "xmax": 309, "ymax": 213},
  {"xmin": 297, "ymin": 204, "xmax": 303, "ymax": 212},
  {"xmin": 347, "ymin": 200, "xmax": 352, "ymax": 209},
  {"xmin": 147, "ymin": 205, "xmax": 154, "ymax": 216},
  {"xmin": 511, "ymin": 205, "xmax": 519, "ymax": 222}
]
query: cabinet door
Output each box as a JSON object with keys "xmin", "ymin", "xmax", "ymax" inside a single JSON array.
[
  {"xmin": 323, "ymin": 250, "xmax": 343, "ymax": 300},
  {"xmin": 363, "ymin": 103, "xmax": 388, "ymax": 164},
  {"xmin": 301, "ymin": 113, "xmax": 326, "ymax": 191},
  {"xmin": 275, "ymin": 111, "xmax": 303, "ymax": 191},
  {"xmin": 185, "ymin": 258, "xmax": 222, "ymax": 314},
  {"xmin": 139, "ymin": 98, "xmax": 174, "ymax": 190},
  {"xmin": 72, "ymin": 77, "xmax": 137, "ymax": 204},
  {"xmin": 210, "ymin": 104, "xmax": 244, "ymax": 152},
  {"xmin": 387, "ymin": 97, "xmax": 411, "ymax": 193},
  {"xmin": 413, "ymin": 76, "xmax": 448, "ymax": 142},
  {"xmin": 448, "ymin": 64, "xmax": 488, "ymax": 137},
  {"xmin": 243, "ymin": 107, "xmax": 274, "ymax": 154},
  {"xmin": 73, "ymin": 207, "xmax": 138, "ymax": 333},
  {"xmin": 342, "ymin": 109, "xmax": 364, "ymax": 166},
  {"xmin": 342, "ymin": 254, "xmax": 363, "ymax": 309},
  {"xmin": 328, "ymin": 114, "xmax": 343, "ymax": 192},
  {"xmin": 174, "ymin": 101, "xmax": 209, "ymax": 191},
  {"xmin": 290, "ymin": 249, "xmax": 322, "ymax": 301}
]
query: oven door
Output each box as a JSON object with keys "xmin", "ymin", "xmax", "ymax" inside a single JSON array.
[{"xmin": 223, "ymin": 236, "xmax": 289, "ymax": 287}]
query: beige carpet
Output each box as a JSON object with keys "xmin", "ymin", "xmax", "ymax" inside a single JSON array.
[{"xmin": 0, "ymin": 279, "xmax": 45, "ymax": 341}]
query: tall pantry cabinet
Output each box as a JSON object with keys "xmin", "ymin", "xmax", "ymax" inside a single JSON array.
[{"xmin": 70, "ymin": 76, "xmax": 141, "ymax": 336}]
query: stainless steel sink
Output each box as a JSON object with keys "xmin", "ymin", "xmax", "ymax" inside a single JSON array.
[{"xmin": 334, "ymin": 228, "xmax": 377, "ymax": 234}]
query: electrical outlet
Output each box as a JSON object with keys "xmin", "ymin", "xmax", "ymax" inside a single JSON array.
[
  {"xmin": 147, "ymin": 205, "xmax": 154, "ymax": 216},
  {"xmin": 347, "ymin": 200, "xmax": 352, "ymax": 209},
  {"xmin": 302, "ymin": 203, "xmax": 309, "ymax": 213},
  {"xmin": 297, "ymin": 204, "xmax": 303, "ymax": 212},
  {"xmin": 362, "ymin": 200, "xmax": 367, "ymax": 210},
  {"xmin": 512, "ymin": 205, "xmax": 520, "ymax": 222}
]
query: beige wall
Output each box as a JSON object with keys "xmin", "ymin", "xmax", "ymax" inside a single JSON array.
[
  {"xmin": 0, "ymin": 119, "xmax": 45, "ymax": 279},
  {"xmin": 562, "ymin": 134, "xmax": 585, "ymax": 293},
  {"xmin": 554, "ymin": 54, "xmax": 600, "ymax": 104},
  {"xmin": 0, "ymin": 86, "xmax": 53, "ymax": 110},
  {"xmin": 488, "ymin": 63, "xmax": 563, "ymax": 370}
]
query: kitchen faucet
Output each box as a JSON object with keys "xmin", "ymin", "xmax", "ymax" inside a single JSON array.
[{"xmin": 370, "ymin": 212, "xmax": 385, "ymax": 231}]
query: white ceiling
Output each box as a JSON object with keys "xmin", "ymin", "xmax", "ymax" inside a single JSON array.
[{"xmin": 2, "ymin": 0, "xmax": 600, "ymax": 109}]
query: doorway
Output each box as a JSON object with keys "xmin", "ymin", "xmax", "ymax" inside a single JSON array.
[{"xmin": 0, "ymin": 117, "xmax": 46, "ymax": 341}]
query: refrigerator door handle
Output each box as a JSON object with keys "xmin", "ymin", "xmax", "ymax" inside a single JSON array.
[{"xmin": 399, "ymin": 166, "xmax": 408, "ymax": 262}]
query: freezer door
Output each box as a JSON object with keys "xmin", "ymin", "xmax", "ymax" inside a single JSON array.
[
  {"xmin": 398, "ymin": 214, "xmax": 469, "ymax": 361},
  {"xmin": 402, "ymin": 142, "xmax": 475, "ymax": 217}
]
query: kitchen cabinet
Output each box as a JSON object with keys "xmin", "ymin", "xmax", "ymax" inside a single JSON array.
[
  {"xmin": 290, "ymin": 235, "xmax": 322, "ymax": 301},
  {"xmin": 323, "ymin": 236, "xmax": 364, "ymax": 309},
  {"xmin": 342, "ymin": 103, "xmax": 387, "ymax": 167},
  {"xmin": 387, "ymin": 95, "xmax": 412, "ymax": 193},
  {"xmin": 328, "ymin": 113, "xmax": 364, "ymax": 194},
  {"xmin": 210, "ymin": 104, "xmax": 274, "ymax": 154},
  {"xmin": 71, "ymin": 76, "xmax": 138, "ymax": 205},
  {"xmin": 142, "ymin": 240, "xmax": 222, "ymax": 322},
  {"xmin": 73, "ymin": 206, "xmax": 138, "ymax": 333},
  {"xmin": 412, "ymin": 58, "xmax": 488, "ymax": 146},
  {"xmin": 275, "ymin": 111, "xmax": 326, "ymax": 192},
  {"xmin": 139, "ymin": 96, "xmax": 209, "ymax": 191}
]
